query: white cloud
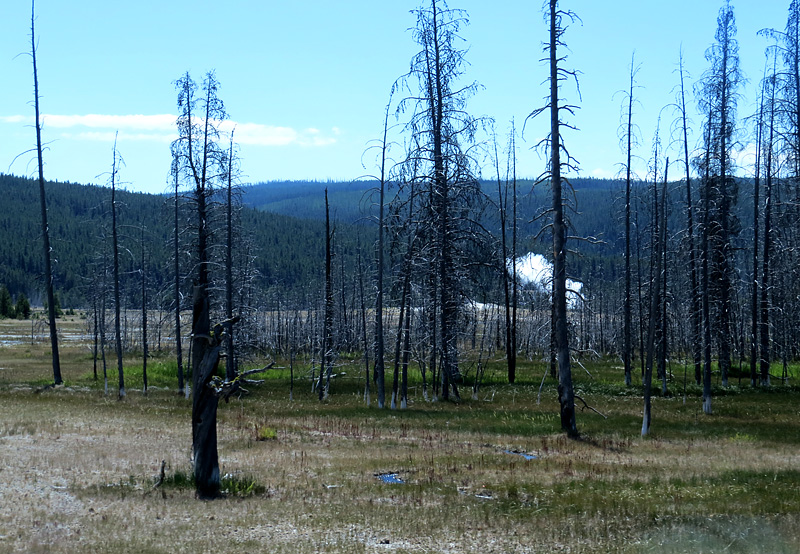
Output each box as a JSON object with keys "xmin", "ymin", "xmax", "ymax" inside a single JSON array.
[
  {"xmin": 61, "ymin": 131, "xmax": 175, "ymax": 143},
  {"xmin": 44, "ymin": 113, "xmax": 177, "ymax": 131},
  {"xmin": 220, "ymin": 121, "xmax": 299, "ymax": 146},
  {"xmin": 0, "ymin": 113, "xmax": 338, "ymax": 148},
  {"xmin": 590, "ymin": 167, "xmax": 616, "ymax": 179},
  {"xmin": 0, "ymin": 115, "xmax": 28, "ymax": 124}
]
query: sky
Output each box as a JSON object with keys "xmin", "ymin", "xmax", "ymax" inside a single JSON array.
[{"xmin": 0, "ymin": 1, "xmax": 790, "ymax": 194}]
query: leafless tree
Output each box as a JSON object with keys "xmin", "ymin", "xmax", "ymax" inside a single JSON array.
[
  {"xmin": 109, "ymin": 135, "xmax": 126, "ymax": 399},
  {"xmin": 29, "ymin": 1, "xmax": 61, "ymax": 385},
  {"xmin": 619, "ymin": 52, "xmax": 641, "ymax": 388},
  {"xmin": 173, "ymin": 71, "xmax": 228, "ymax": 498},
  {"xmin": 697, "ymin": 0, "xmax": 742, "ymax": 392},
  {"xmin": 528, "ymin": 0, "xmax": 580, "ymax": 436},
  {"xmin": 395, "ymin": 0, "xmax": 483, "ymax": 401}
]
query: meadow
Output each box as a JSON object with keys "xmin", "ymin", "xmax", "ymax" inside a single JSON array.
[{"xmin": 0, "ymin": 314, "xmax": 799, "ymax": 553}]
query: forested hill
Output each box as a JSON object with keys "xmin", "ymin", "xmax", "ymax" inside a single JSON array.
[
  {"xmin": 0, "ymin": 174, "xmax": 754, "ymax": 307},
  {"xmin": 243, "ymin": 176, "xmax": 754, "ymax": 282},
  {"xmin": 0, "ymin": 174, "xmax": 369, "ymax": 308},
  {"xmin": 243, "ymin": 177, "xmax": 628, "ymax": 226}
]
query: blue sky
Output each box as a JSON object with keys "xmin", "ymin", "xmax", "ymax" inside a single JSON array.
[{"xmin": 0, "ymin": 1, "xmax": 789, "ymax": 194}]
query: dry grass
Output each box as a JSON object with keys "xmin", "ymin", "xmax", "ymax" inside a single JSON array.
[
  {"xmin": 0, "ymin": 316, "xmax": 799, "ymax": 553},
  {"xmin": 0, "ymin": 385, "xmax": 798, "ymax": 554}
]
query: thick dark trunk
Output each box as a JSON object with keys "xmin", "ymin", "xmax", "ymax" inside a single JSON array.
[
  {"xmin": 549, "ymin": 0, "xmax": 576, "ymax": 437},
  {"xmin": 191, "ymin": 284, "xmax": 221, "ymax": 499}
]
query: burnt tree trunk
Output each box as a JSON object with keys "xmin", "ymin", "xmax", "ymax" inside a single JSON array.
[
  {"xmin": 110, "ymin": 139, "xmax": 125, "ymax": 399},
  {"xmin": 31, "ymin": 2, "xmax": 62, "ymax": 386},
  {"xmin": 319, "ymin": 189, "xmax": 335, "ymax": 400},
  {"xmin": 191, "ymin": 284, "xmax": 221, "ymax": 499},
  {"xmin": 548, "ymin": 0, "xmax": 577, "ymax": 437},
  {"xmin": 172, "ymin": 159, "xmax": 186, "ymax": 396},
  {"xmin": 678, "ymin": 52, "xmax": 702, "ymax": 387},
  {"xmin": 141, "ymin": 226, "xmax": 148, "ymax": 394}
]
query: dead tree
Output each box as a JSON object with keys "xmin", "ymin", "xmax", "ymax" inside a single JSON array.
[
  {"xmin": 760, "ymin": 52, "xmax": 778, "ymax": 387},
  {"xmin": 528, "ymin": 0, "xmax": 580, "ymax": 437},
  {"xmin": 173, "ymin": 71, "xmax": 228, "ymax": 498},
  {"xmin": 140, "ymin": 225, "xmax": 149, "ymax": 394},
  {"xmin": 170, "ymin": 154, "xmax": 186, "ymax": 396},
  {"xmin": 643, "ymin": 158, "xmax": 668, "ymax": 437},
  {"xmin": 319, "ymin": 189, "xmax": 335, "ymax": 400},
  {"xmin": 676, "ymin": 50, "xmax": 702, "ymax": 386},
  {"xmin": 396, "ymin": 0, "xmax": 483, "ymax": 401},
  {"xmin": 224, "ymin": 130, "xmax": 239, "ymax": 382},
  {"xmin": 109, "ymin": 136, "xmax": 126, "ymax": 399},
  {"xmin": 621, "ymin": 52, "xmax": 640, "ymax": 388},
  {"xmin": 30, "ymin": 1, "xmax": 62, "ymax": 385},
  {"xmin": 698, "ymin": 0, "xmax": 741, "ymax": 390},
  {"xmin": 493, "ymin": 124, "xmax": 516, "ymax": 384}
]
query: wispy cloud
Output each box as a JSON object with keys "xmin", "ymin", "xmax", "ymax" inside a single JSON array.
[
  {"xmin": 0, "ymin": 114, "xmax": 338, "ymax": 147},
  {"xmin": 590, "ymin": 167, "xmax": 616, "ymax": 179},
  {"xmin": 60, "ymin": 131, "xmax": 175, "ymax": 143}
]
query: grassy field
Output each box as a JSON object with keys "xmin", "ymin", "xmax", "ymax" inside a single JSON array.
[{"xmin": 0, "ymin": 315, "xmax": 799, "ymax": 553}]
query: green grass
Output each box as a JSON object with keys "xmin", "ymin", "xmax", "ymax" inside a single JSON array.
[{"xmin": 1, "ymin": 315, "xmax": 799, "ymax": 552}]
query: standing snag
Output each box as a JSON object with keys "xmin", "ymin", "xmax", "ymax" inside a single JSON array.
[
  {"xmin": 394, "ymin": 0, "xmax": 484, "ymax": 401},
  {"xmin": 173, "ymin": 71, "xmax": 229, "ymax": 498},
  {"xmin": 30, "ymin": 0, "xmax": 62, "ymax": 386},
  {"xmin": 528, "ymin": 0, "xmax": 580, "ymax": 437}
]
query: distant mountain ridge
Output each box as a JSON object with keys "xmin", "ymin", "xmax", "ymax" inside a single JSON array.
[
  {"xmin": 0, "ymin": 174, "xmax": 754, "ymax": 307},
  {"xmin": 0, "ymin": 174, "xmax": 369, "ymax": 307}
]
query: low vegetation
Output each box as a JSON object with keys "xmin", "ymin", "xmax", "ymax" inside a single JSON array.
[{"xmin": 0, "ymin": 317, "xmax": 798, "ymax": 553}]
